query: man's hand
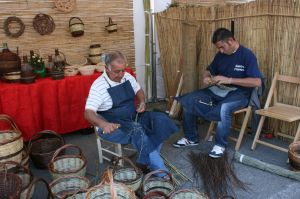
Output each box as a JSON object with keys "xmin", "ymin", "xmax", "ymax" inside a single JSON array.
[
  {"xmin": 213, "ymin": 75, "xmax": 232, "ymax": 85},
  {"xmin": 101, "ymin": 122, "xmax": 120, "ymax": 134},
  {"xmin": 203, "ymin": 77, "xmax": 213, "ymax": 85},
  {"xmin": 136, "ymin": 102, "xmax": 146, "ymax": 113}
]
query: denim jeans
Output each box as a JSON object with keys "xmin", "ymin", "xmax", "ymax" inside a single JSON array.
[{"xmin": 183, "ymin": 94, "xmax": 248, "ymax": 147}]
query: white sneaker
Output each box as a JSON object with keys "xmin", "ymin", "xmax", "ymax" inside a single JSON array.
[
  {"xmin": 209, "ymin": 145, "xmax": 225, "ymax": 158},
  {"xmin": 173, "ymin": 137, "xmax": 199, "ymax": 148}
]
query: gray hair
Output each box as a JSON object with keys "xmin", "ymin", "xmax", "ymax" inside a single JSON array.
[{"xmin": 101, "ymin": 51, "xmax": 127, "ymax": 70}]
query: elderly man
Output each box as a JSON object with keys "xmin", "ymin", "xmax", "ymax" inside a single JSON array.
[
  {"xmin": 85, "ymin": 51, "xmax": 178, "ymax": 175},
  {"xmin": 173, "ymin": 28, "xmax": 262, "ymax": 158}
]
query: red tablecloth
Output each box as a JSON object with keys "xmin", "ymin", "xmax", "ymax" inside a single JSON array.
[{"xmin": 0, "ymin": 68, "xmax": 135, "ymax": 141}]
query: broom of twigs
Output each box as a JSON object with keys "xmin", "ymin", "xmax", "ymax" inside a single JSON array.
[{"xmin": 188, "ymin": 151, "xmax": 248, "ymax": 198}]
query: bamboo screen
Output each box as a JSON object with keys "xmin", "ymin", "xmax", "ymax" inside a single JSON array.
[
  {"xmin": 0, "ymin": 0, "xmax": 134, "ymax": 67},
  {"xmin": 156, "ymin": 0, "xmax": 300, "ymax": 137}
]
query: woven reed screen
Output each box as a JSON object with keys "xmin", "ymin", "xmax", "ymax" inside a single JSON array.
[
  {"xmin": 156, "ymin": 0, "xmax": 300, "ymax": 137},
  {"xmin": 0, "ymin": 0, "xmax": 134, "ymax": 67}
]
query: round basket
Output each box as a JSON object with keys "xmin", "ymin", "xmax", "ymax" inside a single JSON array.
[
  {"xmin": 78, "ymin": 65, "xmax": 95, "ymax": 76},
  {"xmin": 0, "ymin": 114, "xmax": 23, "ymax": 168},
  {"xmin": 69, "ymin": 17, "xmax": 84, "ymax": 37},
  {"xmin": 28, "ymin": 130, "xmax": 65, "ymax": 169},
  {"xmin": 288, "ymin": 141, "xmax": 300, "ymax": 170},
  {"xmin": 25, "ymin": 177, "xmax": 53, "ymax": 199},
  {"xmin": 142, "ymin": 170, "xmax": 176, "ymax": 197},
  {"xmin": 89, "ymin": 44, "xmax": 102, "ymax": 55},
  {"xmin": 0, "ymin": 170, "xmax": 22, "ymax": 199},
  {"xmin": 33, "ymin": 13, "xmax": 55, "ymax": 35},
  {"xmin": 112, "ymin": 156, "xmax": 143, "ymax": 191},
  {"xmin": 66, "ymin": 56, "xmax": 87, "ymax": 67},
  {"xmin": 169, "ymin": 189, "xmax": 209, "ymax": 199},
  {"xmin": 88, "ymin": 54, "xmax": 101, "ymax": 64},
  {"xmin": 0, "ymin": 161, "xmax": 34, "ymax": 199},
  {"xmin": 64, "ymin": 67, "xmax": 79, "ymax": 76},
  {"xmin": 142, "ymin": 191, "xmax": 168, "ymax": 199},
  {"xmin": 105, "ymin": 17, "xmax": 117, "ymax": 33},
  {"xmin": 86, "ymin": 169, "xmax": 136, "ymax": 199},
  {"xmin": 49, "ymin": 144, "xmax": 87, "ymax": 180},
  {"xmin": 4, "ymin": 16, "xmax": 25, "ymax": 38},
  {"xmin": 49, "ymin": 175, "xmax": 90, "ymax": 199},
  {"xmin": 54, "ymin": 0, "xmax": 76, "ymax": 13}
]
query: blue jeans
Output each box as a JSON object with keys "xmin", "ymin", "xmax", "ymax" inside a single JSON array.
[{"xmin": 183, "ymin": 95, "xmax": 248, "ymax": 147}]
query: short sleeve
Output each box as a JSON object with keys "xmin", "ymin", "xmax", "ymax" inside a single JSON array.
[
  {"xmin": 125, "ymin": 72, "xmax": 141, "ymax": 94},
  {"xmin": 207, "ymin": 53, "xmax": 220, "ymax": 75},
  {"xmin": 85, "ymin": 82, "xmax": 104, "ymax": 112},
  {"xmin": 245, "ymin": 50, "xmax": 262, "ymax": 78}
]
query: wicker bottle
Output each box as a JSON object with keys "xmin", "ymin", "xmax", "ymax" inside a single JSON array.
[
  {"xmin": 0, "ymin": 43, "xmax": 21, "ymax": 74},
  {"xmin": 46, "ymin": 55, "xmax": 54, "ymax": 75},
  {"xmin": 21, "ymin": 56, "xmax": 35, "ymax": 84},
  {"xmin": 51, "ymin": 49, "xmax": 65, "ymax": 80}
]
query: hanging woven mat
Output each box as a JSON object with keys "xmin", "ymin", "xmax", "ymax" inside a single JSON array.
[
  {"xmin": 54, "ymin": 0, "xmax": 76, "ymax": 13},
  {"xmin": 33, "ymin": 13, "xmax": 55, "ymax": 35},
  {"xmin": 4, "ymin": 16, "xmax": 25, "ymax": 38}
]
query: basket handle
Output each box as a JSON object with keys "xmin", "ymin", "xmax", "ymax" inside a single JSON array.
[
  {"xmin": 142, "ymin": 169, "xmax": 174, "ymax": 191},
  {"xmin": 101, "ymin": 169, "xmax": 117, "ymax": 199},
  {"xmin": 112, "ymin": 156, "xmax": 141, "ymax": 173},
  {"xmin": 26, "ymin": 177, "xmax": 53, "ymax": 199},
  {"xmin": 51, "ymin": 144, "xmax": 84, "ymax": 162},
  {"xmin": 69, "ymin": 17, "xmax": 84, "ymax": 26},
  {"xmin": 0, "ymin": 114, "xmax": 20, "ymax": 132},
  {"xmin": 108, "ymin": 17, "xmax": 113, "ymax": 25},
  {"xmin": 28, "ymin": 130, "xmax": 64, "ymax": 151},
  {"xmin": 0, "ymin": 160, "xmax": 32, "ymax": 176}
]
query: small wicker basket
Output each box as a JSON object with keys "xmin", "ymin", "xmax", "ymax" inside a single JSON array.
[
  {"xmin": 64, "ymin": 189, "xmax": 87, "ymax": 199},
  {"xmin": 64, "ymin": 67, "xmax": 79, "ymax": 77},
  {"xmin": 78, "ymin": 65, "xmax": 95, "ymax": 76},
  {"xmin": 25, "ymin": 177, "xmax": 53, "ymax": 199},
  {"xmin": 288, "ymin": 141, "xmax": 300, "ymax": 170},
  {"xmin": 142, "ymin": 170, "xmax": 176, "ymax": 197},
  {"xmin": 169, "ymin": 189, "xmax": 209, "ymax": 199},
  {"xmin": 0, "ymin": 170, "xmax": 22, "ymax": 199},
  {"xmin": 48, "ymin": 144, "xmax": 87, "ymax": 180}
]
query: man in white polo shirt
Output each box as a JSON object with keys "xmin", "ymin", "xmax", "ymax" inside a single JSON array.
[{"xmin": 85, "ymin": 51, "xmax": 178, "ymax": 176}]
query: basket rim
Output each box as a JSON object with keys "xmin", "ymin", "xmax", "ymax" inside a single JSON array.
[
  {"xmin": 168, "ymin": 189, "xmax": 209, "ymax": 198},
  {"xmin": 49, "ymin": 175, "xmax": 91, "ymax": 189},
  {"xmin": 48, "ymin": 155, "xmax": 87, "ymax": 174},
  {"xmin": 0, "ymin": 114, "xmax": 22, "ymax": 145}
]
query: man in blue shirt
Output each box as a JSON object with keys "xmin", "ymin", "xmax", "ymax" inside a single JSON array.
[{"xmin": 173, "ymin": 28, "xmax": 262, "ymax": 158}]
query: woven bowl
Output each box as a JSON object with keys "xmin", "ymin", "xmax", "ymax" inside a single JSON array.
[
  {"xmin": 66, "ymin": 56, "xmax": 87, "ymax": 67},
  {"xmin": 78, "ymin": 65, "xmax": 95, "ymax": 76},
  {"xmin": 288, "ymin": 141, "xmax": 300, "ymax": 170},
  {"xmin": 64, "ymin": 66, "xmax": 79, "ymax": 76}
]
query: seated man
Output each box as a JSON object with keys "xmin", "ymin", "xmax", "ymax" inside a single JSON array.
[
  {"xmin": 173, "ymin": 28, "xmax": 262, "ymax": 158},
  {"xmin": 85, "ymin": 51, "xmax": 178, "ymax": 175}
]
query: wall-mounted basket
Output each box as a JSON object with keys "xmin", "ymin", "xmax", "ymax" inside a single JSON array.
[
  {"xmin": 33, "ymin": 13, "xmax": 55, "ymax": 35},
  {"xmin": 105, "ymin": 17, "xmax": 117, "ymax": 33},
  {"xmin": 54, "ymin": 0, "xmax": 76, "ymax": 13},
  {"xmin": 4, "ymin": 16, "xmax": 25, "ymax": 38},
  {"xmin": 69, "ymin": 17, "xmax": 84, "ymax": 37}
]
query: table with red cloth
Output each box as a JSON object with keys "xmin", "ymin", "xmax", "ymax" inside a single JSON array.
[{"xmin": 0, "ymin": 68, "xmax": 135, "ymax": 141}]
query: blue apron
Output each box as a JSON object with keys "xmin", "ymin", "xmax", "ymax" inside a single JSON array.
[
  {"xmin": 176, "ymin": 88, "xmax": 249, "ymax": 121},
  {"xmin": 97, "ymin": 78, "xmax": 178, "ymax": 164}
]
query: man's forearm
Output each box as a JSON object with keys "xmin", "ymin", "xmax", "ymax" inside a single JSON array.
[
  {"xmin": 84, "ymin": 109, "xmax": 107, "ymax": 128},
  {"xmin": 136, "ymin": 89, "xmax": 145, "ymax": 104},
  {"xmin": 231, "ymin": 77, "xmax": 261, "ymax": 87}
]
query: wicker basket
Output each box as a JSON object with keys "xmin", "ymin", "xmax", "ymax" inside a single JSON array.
[
  {"xmin": 64, "ymin": 67, "xmax": 79, "ymax": 77},
  {"xmin": 95, "ymin": 61, "xmax": 105, "ymax": 72},
  {"xmin": 64, "ymin": 189, "xmax": 87, "ymax": 199},
  {"xmin": 112, "ymin": 156, "xmax": 143, "ymax": 191},
  {"xmin": 0, "ymin": 161, "xmax": 34, "ymax": 199},
  {"xmin": 288, "ymin": 141, "xmax": 300, "ymax": 170},
  {"xmin": 21, "ymin": 145, "xmax": 29, "ymax": 169},
  {"xmin": 49, "ymin": 175, "xmax": 90, "ymax": 199},
  {"xmin": 25, "ymin": 177, "xmax": 53, "ymax": 199},
  {"xmin": 49, "ymin": 144, "xmax": 87, "ymax": 180},
  {"xmin": 0, "ymin": 114, "xmax": 23, "ymax": 168},
  {"xmin": 0, "ymin": 170, "xmax": 22, "ymax": 199},
  {"xmin": 69, "ymin": 17, "xmax": 84, "ymax": 37},
  {"xmin": 66, "ymin": 56, "xmax": 87, "ymax": 67},
  {"xmin": 169, "ymin": 189, "xmax": 209, "ymax": 199},
  {"xmin": 29, "ymin": 130, "xmax": 65, "ymax": 169},
  {"xmin": 142, "ymin": 191, "xmax": 168, "ymax": 199},
  {"xmin": 78, "ymin": 65, "xmax": 95, "ymax": 76},
  {"xmin": 88, "ymin": 54, "xmax": 101, "ymax": 64},
  {"xmin": 142, "ymin": 170, "xmax": 176, "ymax": 197},
  {"xmin": 86, "ymin": 169, "xmax": 136, "ymax": 199}
]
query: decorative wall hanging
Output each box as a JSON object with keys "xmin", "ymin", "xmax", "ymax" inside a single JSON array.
[
  {"xmin": 33, "ymin": 13, "xmax": 55, "ymax": 35},
  {"xmin": 3, "ymin": 16, "xmax": 25, "ymax": 38},
  {"xmin": 54, "ymin": 0, "xmax": 76, "ymax": 13},
  {"xmin": 69, "ymin": 17, "xmax": 84, "ymax": 37},
  {"xmin": 105, "ymin": 17, "xmax": 117, "ymax": 33}
]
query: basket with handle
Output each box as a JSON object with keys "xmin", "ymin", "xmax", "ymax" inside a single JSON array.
[
  {"xmin": 142, "ymin": 170, "xmax": 176, "ymax": 197},
  {"xmin": 0, "ymin": 169, "xmax": 22, "ymax": 199},
  {"xmin": 25, "ymin": 177, "xmax": 53, "ymax": 199},
  {"xmin": 29, "ymin": 130, "xmax": 65, "ymax": 169},
  {"xmin": 69, "ymin": 17, "xmax": 84, "ymax": 37},
  {"xmin": 0, "ymin": 161, "xmax": 34, "ymax": 199},
  {"xmin": 169, "ymin": 189, "xmax": 209, "ymax": 199},
  {"xmin": 111, "ymin": 156, "xmax": 143, "ymax": 191},
  {"xmin": 49, "ymin": 175, "xmax": 90, "ymax": 199},
  {"xmin": 48, "ymin": 144, "xmax": 87, "ymax": 180},
  {"xmin": 142, "ymin": 191, "xmax": 169, "ymax": 199},
  {"xmin": 0, "ymin": 114, "xmax": 23, "ymax": 167},
  {"xmin": 86, "ymin": 169, "xmax": 137, "ymax": 199}
]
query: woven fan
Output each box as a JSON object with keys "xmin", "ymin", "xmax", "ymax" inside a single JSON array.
[{"xmin": 54, "ymin": 0, "xmax": 76, "ymax": 13}]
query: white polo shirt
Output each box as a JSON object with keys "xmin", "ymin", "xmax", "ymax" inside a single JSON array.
[{"xmin": 85, "ymin": 71, "xmax": 141, "ymax": 112}]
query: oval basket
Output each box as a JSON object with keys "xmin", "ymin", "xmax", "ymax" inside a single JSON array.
[
  {"xmin": 86, "ymin": 169, "xmax": 136, "ymax": 199},
  {"xmin": 169, "ymin": 189, "xmax": 209, "ymax": 199},
  {"xmin": 0, "ymin": 114, "xmax": 23, "ymax": 167},
  {"xmin": 69, "ymin": 17, "xmax": 84, "ymax": 37},
  {"xmin": 29, "ymin": 130, "xmax": 65, "ymax": 169},
  {"xmin": 112, "ymin": 156, "xmax": 143, "ymax": 191},
  {"xmin": 25, "ymin": 177, "xmax": 53, "ymax": 199},
  {"xmin": 0, "ymin": 170, "xmax": 22, "ymax": 199},
  {"xmin": 142, "ymin": 170, "xmax": 176, "ymax": 197},
  {"xmin": 0, "ymin": 161, "xmax": 34, "ymax": 199},
  {"xmin": 288, "ymin": 141, "xmax": 300, "ymax": 170},
  {"xmin": 49, "ymin": 175, "xmax": 90, "ymax": 199},
  {"xmin": 78, "ymin": 65, "xmax": 95, "ymax": 76},
  {"xmin": 48, "ymin": 144, "xmax": 87, "ymax": 180}
]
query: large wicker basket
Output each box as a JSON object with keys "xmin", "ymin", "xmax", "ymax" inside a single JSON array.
[
  {"xmin": 288, "ymin": 141, "xmax": 300, "ymax": 170},
  {"xmin": 49, "ymin": 175, "xmax": 90, "ymax": 199},
  {"xmin": 29, "ymin": 130, "xmax": 65, "ymax": 169},
  {"xmin": 0, "ymin": 170, "xmax": 22, "ymax": 199},
  {"xmin": 25, "ymin": 177, "xmax": 53, "ymax": 199},
  {"xmin": 112, "ymin": 156, "xmax": 143, "ymax": 192},
  {"xmin": 0, "ymin": 114, "xmax": 23, "ymax": 167},
  {"xmin": 142, "ymin": 170, "xmax": 176, "ymax": 197},
  {"xmin": 0, "ymin": 161, "xmax": 34, "ymax": 199},
  {"xmin": 86, "ymin": 169, "xmax": 136, "ymax": 199},
  {"xmin": 169, "ymin": 189, "xmax": 209, "ymax": 199},
  {"xmin": 48, "ymin": 144, "xmax": 87, "ymax": 180}
]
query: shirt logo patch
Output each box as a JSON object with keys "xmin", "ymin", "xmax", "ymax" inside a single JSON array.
[{"xmin": 234, "ymin": 64, "xmax": 245, "ymax": 72}]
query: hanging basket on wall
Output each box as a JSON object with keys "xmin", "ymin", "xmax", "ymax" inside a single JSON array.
[
  {"xmin": 69, "ymin": 17, "xmax": 84, "ymax": 37},
  {"xmin": 105, "ymin": 17, "xmax": 117, "ymax": 33},
  {"xmin": 54, "ymin": 0, "xmax": 76, "ymax": 13},
  {"xmin": 33, "ymin": 13, "xmax": 55, "ymax": 35},
  {"xmin": 3, "ymin": 16, "xmax": 25, "ymax": 38}
]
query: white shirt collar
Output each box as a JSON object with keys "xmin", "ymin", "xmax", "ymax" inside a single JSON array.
[{"xmin": 102, "ymin": 70, "xmax": 126, "ymax": 85}]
